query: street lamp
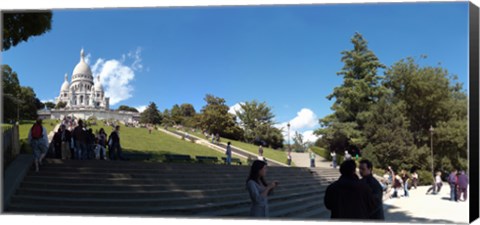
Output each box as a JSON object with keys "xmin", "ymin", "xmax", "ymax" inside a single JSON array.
[
  {"xmin": 287, "ymin": 122, "xmax": 291, "ymax": 152},
  {"xmin": 429, "ymin": 125, "xmax": 435, "ymax": 177}
]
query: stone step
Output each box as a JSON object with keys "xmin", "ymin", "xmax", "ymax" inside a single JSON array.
[
  {"xmin": 15, "ymin": 179, "xmax": 326, "ymax": 199},
  {"xmin": 19, "ymin": 178, "xmax": 329, "ymax": 192},
  {"xmin": 29, "ymin": 170, "xmax": 317, "ymax": 178},
  {"xmin": 294, "ymin": 205, "xmax": 330, "ymax": 219},
  {"xmin": 270, "ymin": 193, "xmax": 325, "ymax": 217},
  {"xmin": 43, "ymin": 159, "xmax": 296, "ymax": 170},
  {"xmin": 9, "ymin": 188, "xmax": 322, "ymax": 215},
  {"xmin": 22, "ymin": 174, "xmax": 327, "ymax": 186},
  {"xmin": 202, "ymin": 191, "xmax": 326, "ymax": 217},
  {"xmin": 35, "ymin": 166, "xmax": 314, "ymax": 176}
]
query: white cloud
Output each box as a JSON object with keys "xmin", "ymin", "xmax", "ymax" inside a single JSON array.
[
  {"xmin": 84, "ymin": 53, "xmax": 92, "ymax": 65},
  {"xmin": 302, "ymin": 130, "xmax": 319, "ymax": 143},
  {"xmin": 89, "ymin": 47, "xmax": 144, "ymax": 106},
  {"xmin": 41, "ymin": 99, "xmax": 55, "ymax": 103},
  {"xmin": 135, "ymin": 105, "xmax": 147, "ymax": 113},
  {"xmin": 228, "ymin": 102, "xmax": 244, "ymax": 115},
  {"xmin": 274, "ymin": 108, "xmax": 319, "ymax": 144}
]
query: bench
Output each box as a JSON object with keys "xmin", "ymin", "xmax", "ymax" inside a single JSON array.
[
  {"xmin": 122, "ymin": 153, "xmax": 152, "ymax": 161},
  {"xmin": 195, "ymin": 156, "xmax": 219, "ymax": 164},
  {"xmin": 222, "ymin": 157, "xmax": 242, "ymax": 165},
  {"xmin": 164, "ymin": 154, "xmax": 193, "ymax": 163}
]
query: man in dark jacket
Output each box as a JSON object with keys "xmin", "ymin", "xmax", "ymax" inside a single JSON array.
[
  {"xmin": 108, "ymin": 125, "xmax": 124, "ymax": 160},
  {"xmin": 324, "ymin": 159, "xmax": 376, "ymax": 220},
  {"xmin": 72, "ymin": 120, "xmax": 87, "ymax": 160},
  {"xmin": 52, "ymin": 124, "xmax": 72, "ymax": 159},
  {"xmin": 359, "ymin": 159, "xmax": 385, "ymax": 220}
]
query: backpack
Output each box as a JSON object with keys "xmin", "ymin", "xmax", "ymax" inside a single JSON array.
[{"xmin": 31, "ymin": 124, "xmax": 43, "ymax": 139}]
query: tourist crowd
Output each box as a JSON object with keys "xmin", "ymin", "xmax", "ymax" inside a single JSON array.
[{"xmin": 28, "ymin": 118, "xmax": 125, "ymax": 172}]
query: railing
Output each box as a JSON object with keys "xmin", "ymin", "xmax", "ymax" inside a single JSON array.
[{"xmin": 2, "ymin": 124, "xmax": 20, "ymax": 168}]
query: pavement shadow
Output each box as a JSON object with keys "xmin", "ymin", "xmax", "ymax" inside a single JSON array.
[{"xmin": 383, "ymin": 203, "xmax": 461, "ymax": 224}]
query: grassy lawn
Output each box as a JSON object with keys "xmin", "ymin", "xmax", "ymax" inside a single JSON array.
[
  {"xmin": 87, "ymin": 124, "xmax": 228, "ymax": 163},
  {"xmin": 19, "ymin": 119, "xmax": 58, "ymax": 140},
  {"xmin": 173, "ymin": 127, "xmax": 289, "ymax": 165},
  {"xmin": 1, "ymin": 124, "xmax": 13, "ymax": 132}
]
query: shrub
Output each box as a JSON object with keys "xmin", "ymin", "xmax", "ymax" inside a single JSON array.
[{"xmin": 417, "ymin": 170, "xmax": 434, "ymax": 186}]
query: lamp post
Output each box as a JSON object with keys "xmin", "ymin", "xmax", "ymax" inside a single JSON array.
[
  {"xmin": 429, "ymin": 125, "xmax": 435, "ymax": 177},
  {"xmin": 287, "ymin": 122, "xmax": 291, "ymax": 152}
]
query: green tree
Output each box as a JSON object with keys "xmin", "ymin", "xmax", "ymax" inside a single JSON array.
[
  {"xmin": 117, "ymin": 105, "xmax": 139, "ymax": 113},
  {"xmin": 55, "ymin": 101, "xmax": 67, "ymax": 109},
  {"xmin": 199, "ymin": 94, "xmax": 243, "ymax": 140},
  {"xmin": 316, "ymin": 32, "xmax": 386, "ymax": 153},
  {"xmin": 235, "ymin": 100, "xmax": 275, "ymax": 143},
  {"xmin": 140, "ymin": 102, "xmax": 162, "ymax": 124},
  {"xmin": 383, "ymin": 57, "xmax": 468, "ymax": 171},
  {"xmin": 180, "ymin": 103, "xmax": 196, "ymax": 117},
  {"xmin": 361, "ymin": 97, "xmax": 418, "ymax": 171},
  {"xmin": 292, "ymin": 131, "xmax": 306, "ymax": 152},
  {"xmin": 170, "ymin": 104, "xmax": 183, "ymax": 125},
  {"xmin": 383, "ymin": 57, "xmax": 452, "ymax": 146},
  {"xmin": 2, "ymin": 12, "xmax": 53, "ymax": 51},
  {"xmin": 18, "ymin": 86, "xmax": 41, "ymax": 120},
  {"xmin": 2, "ymin": 64, "xmax": 21, "ymax": 121},
  {"xmin": 44, "ymin": 101, "xmax": 56, "ymax": 110}
]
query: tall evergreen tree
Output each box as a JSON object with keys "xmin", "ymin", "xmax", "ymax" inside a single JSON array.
[{"xmin": 316, "ymin": 32, "xmax": 386, "ymax": 152}]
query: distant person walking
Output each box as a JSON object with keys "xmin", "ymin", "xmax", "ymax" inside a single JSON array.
[
  {"xmin": 457, "ymin": 170, "xmax": 469, "ymax": 201},
  {"xmin": 401, "ymin": 170, "xmax": 410, "ymax": 197},
  {"xmin": 448, "ymin": 169, "xmax": 459, "ymax": 201},
  {"xmin": 310, "ymin": 151, "xmax": 316, "ymax": 168},
  {"xmin": 411, "ymin": 171, "xmax": 419, "ymax": 189},
  {"xmin": 426, "ymin": 171, "xmax": 443, "ymax": 195},
  {"xmin": 28, "ymin": 119, "xmax": 49, "ymax": 172},
  {"xmin": 324, "ymin": 160, "xmax": 376, "ymax": 219},
  {"xmin": 258, "ymin": 145, "xmax": 264, "ymax": 157},
  {"xmin": 246, "ymin": 160, "xmax": 278, "ymax": 218},
  {"xmin": 331, "ymin": 151, "xmax": 337, "ymax": 169},
  {"xmin": 344, "ymin": 150, "xmax": 352, "ymax": 161},
  {"xmin": 72, "ymin": 119, "xmax": 88, "ymax": 160},
  {"xmin": 108, "ymin": 125, "xmax": 124, "ymax": 160},
  {"xmin": 226, "ymin": 142, "xmax": 232, "ymax": 165},
  {"xmin": 359, "ymin": 159, "xmax": 384, "ymax": 220}
]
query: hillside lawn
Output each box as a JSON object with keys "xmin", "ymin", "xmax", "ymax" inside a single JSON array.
[
  {"xmin": 87, "ymin": 124, "xmax": 235, "ymax": 163},
  {"xmin": 172, "ymin": 127, "xmax": 289, "ymax": 165}
]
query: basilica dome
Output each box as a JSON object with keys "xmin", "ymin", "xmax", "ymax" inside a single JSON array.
[
  {"xmin": 72, "ymin": 48, "xmax": 93, "ymax": 82},
  {"xmin": 60, "ymin": 73, "xmax": 70, "ymax": 92}
]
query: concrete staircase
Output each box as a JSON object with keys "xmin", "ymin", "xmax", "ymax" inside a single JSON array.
[{"xmin": 6, "ymin": 159, "xmax": 340, "ymax": 219}]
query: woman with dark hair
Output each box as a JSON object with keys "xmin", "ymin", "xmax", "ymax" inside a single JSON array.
[
  {"xmin": 96, "ymin": 128, "xmax": 108, "ymax": 160},
  {"xmin": 246, "ymin": 160, "xmax": 278, "ymax": 217}
]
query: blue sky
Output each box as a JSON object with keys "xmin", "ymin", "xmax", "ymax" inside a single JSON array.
[{"xmin": 1, "ymin": 2, "xmax": 469, "ymax": 142}]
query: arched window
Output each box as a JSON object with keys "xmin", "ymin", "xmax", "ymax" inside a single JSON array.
[{"xmin": 80, "ymin": 95, "xmax": 84, "ymax": 104}]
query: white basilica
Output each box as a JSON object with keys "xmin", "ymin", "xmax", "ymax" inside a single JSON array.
[
  {"xmin": 38, "ymin": 49, "xmax": 139, "ymax": 123},
  {"xmin": 56, "ymin": 49, "xmax": 110, "ymax": 109}
]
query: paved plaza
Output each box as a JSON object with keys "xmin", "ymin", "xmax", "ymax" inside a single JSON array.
[{"xmin": 291, "ymin": 152, "xmax": 469, "ymax": 224}]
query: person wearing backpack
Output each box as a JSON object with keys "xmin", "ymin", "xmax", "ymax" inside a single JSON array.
[{"xmin": 28, "ymin": 118, "xmax": 49, "ymax": 172}]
